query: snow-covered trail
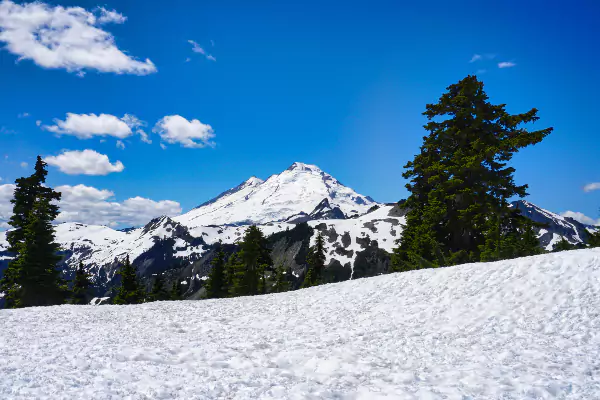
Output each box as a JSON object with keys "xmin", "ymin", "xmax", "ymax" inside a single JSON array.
[{"xmin": 2, "ymin": 250, "xmax": 600, "ymax": 399}]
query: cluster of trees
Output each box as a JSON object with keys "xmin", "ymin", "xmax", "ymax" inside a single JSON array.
[{"xmin": 203, "ymin": 227, "xmax": 327, "ymax": 299}]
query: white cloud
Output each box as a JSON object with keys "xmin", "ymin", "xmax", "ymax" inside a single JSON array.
[
  {"xmin": 561, "ymin": 211, "xmax": 600, "ymax": 226},
  {"xmin": 470, "ymin": 54, "xmax": 482, "ymax": 63},
  {"xmin": 18, "ymin": 112, "xmax": 30, "ymax": 118},
  {"xmin": 498, "ymin": 61, "xmax": 516, "ymax": 68},
  {"xmin": 0, "ymin": 183, "xmax": 15, "ymax": 228},
  {"xmin": 20, "ymin": 161, "xmax": 28, "ymax": 168},
  {"xmin": 0, "ymin": 1, "xmax": 156, "ymax": 75},
  {"xmin": 43, "ymin": 113, "xmax": 150, "ymax": 142},
  {"xmin": 0, "ymin": 183, "xmax": 182, "ymax": 230},
  {"xmin": 116, "ymin": 140, "xmax": 125, "ymax": 150},
  {"xmin": 45, "ymin": 149, "xmax": 124, "ymax": 175},
  {"xmin": 583, "ymin": 182, "xmax": 600, "ymax": 193},
  {"xmin": 35, "ymin": 120, "xmax": 42, "ymax": 127},
  {"xmin": 54, "ymin": 184, "xmax": 181, "ymax": 227},
  {"xmin": 137, "ymin": 129, "xmax": 151, "ymax": 144},
  {"xmin": 153, "ymin": 115, "xmax": 215, "ymax": 148},
  {"xmin": 160, "ymin": 143, "xmax": 167, "ymax": 150},
  {"xmin": 188, "ymin": 39, "xmax": 216, "ymax": 62}
]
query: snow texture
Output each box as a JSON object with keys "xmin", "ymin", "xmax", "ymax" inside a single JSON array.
[{"xmin": 2, "ymin": 248, "xmax": 600, "ymax": 399}]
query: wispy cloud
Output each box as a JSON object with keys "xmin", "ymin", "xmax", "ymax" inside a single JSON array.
[
  {"xmin": 498, "ymin": 61, "xmax": 516, "ymax": 68},
  {"xmin": 476, "ymin": 69, "xmax": 487, "ymax": 75},
  {"xmin": 584, "ymin": 182, "xmax": 600, "ymax": 193},
  {"xmin": 18, "ymin": 112, "xmax": 30, "ymax": 118},
  {"xmin": 470, "ymin": 54, "xmax": 482, "ymax": 63},
  {"xmin": 188, "ymin": 40, "xmax": 216, "ymax": 62}
]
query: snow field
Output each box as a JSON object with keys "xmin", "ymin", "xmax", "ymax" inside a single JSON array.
[{"xmin": 1, "ymin": 249, "xmax": 600, "ymax": 399}]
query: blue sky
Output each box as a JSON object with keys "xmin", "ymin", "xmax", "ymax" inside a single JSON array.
[{"xmin": 0, "ymin": 0, "xmax": 599, "ymax": 227}]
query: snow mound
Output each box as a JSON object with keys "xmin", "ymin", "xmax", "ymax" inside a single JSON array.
[{"xmin": 2, "ymin": 249, "xmax": 600, "ymax": 398}]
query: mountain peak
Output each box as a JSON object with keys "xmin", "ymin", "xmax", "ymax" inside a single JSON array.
[
  {"xmin": 244, "ymin": 176, "xmax": 264, "ymax": 186},
  {"xmin": 286, "ymin": 162, "xmax": 321, "ymax": 172}
]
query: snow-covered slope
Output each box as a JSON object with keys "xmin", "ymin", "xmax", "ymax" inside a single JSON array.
[
  {"xmin": 175, "ymin": 162, "xmax": 376, "ymax": 227},
  {"xmin": 512, "ymin": 200, "xmax": 594, "ymax": 250},
  {"xmin": 2, "ymin": 249, "xmax": 599, "ymax": 399}
]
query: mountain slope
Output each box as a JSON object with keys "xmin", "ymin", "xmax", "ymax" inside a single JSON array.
[
  {"xmin": 175, "ymin": 162, "xmax": 376, "ymax": 227},
  {"xmin": 2, "ymin": 248, "xmax": 599, "ymax": 399}
]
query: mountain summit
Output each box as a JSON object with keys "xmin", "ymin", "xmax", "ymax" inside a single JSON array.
[{"xmin": 175, "ymin": 162, "xmax": 377, "ymax": 228}]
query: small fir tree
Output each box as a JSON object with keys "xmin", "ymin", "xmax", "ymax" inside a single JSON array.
[
  {"xmin": 113, "ymin": 256, "xmax": 144, "ymax": 305},
  {"xmin": 302, "ymin": 232, "xmax": 326, "ymax": 288},
  {"xmin": 205, "ymin": 246, "xmax": 227, "ymax": 299},
  {"xmin": 170, "ymin": 280, "xmax": 183, "ymax": 300},
  {"xmin": 272, "ymin": 263, "xmax": 291, "ymax": 293},
  {"xmin": 71, "ymin": 261, "xmax": 92, "ymax": 305},
  {"xmin": 552, "ymin": 237, "xmax": 575, "ymax": 252},
  {"xmin": 148, "ymin": 274, "xmax": 170, "ymax": 301}
]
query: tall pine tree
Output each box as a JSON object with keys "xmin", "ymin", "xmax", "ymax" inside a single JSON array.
[
  {"xmin": 391, "ymin": 76, "xmax": 552, "ymax": 271},
  {"xmin": 205, "ymin": 245, "xmax": 227, "ymax": 299},
  {"xmin": 0, "ymin": 157, "xmax": 65, "ymax": 308},
  {"xmin": 71, "ymin": 261, "xmax": 92, "ymax": 305},
  {"xmin": 113, "ymin": 256, "xmax": 144, "ymax": 305}
]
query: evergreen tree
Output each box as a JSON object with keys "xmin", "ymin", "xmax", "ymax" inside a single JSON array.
[
  {"xmin": 148, "ymin": 274, "xmax": 170, "ymax": 301},
  {"xmin": 205, "ymin": 246, "xmax": 227, "ymax": 299},
  {"xmin": 71, "ymin": 261, "xmax": 92, "ymax": 305},
  {"xmin": 113, "ymin": 256, "xmax": 144, "ymax": 305},
  {"xmin": 589, "ymin": 229, "xmax": 600, "ymax": 248},
  {"xmin": 170, "ymin": 280, "xmax": 183, "ymax": 300},
  {"xmin": 391, "ymin": 76, "xmax": 552, "ymax": 271},
  {"xmin": 302, "ymin": 232, "xmax": 326, "ymax": 288},
  {"xmin": 0, "ymin": 157, "xmax": 65, "ymax": 308},
  {"xmin": 229, "ymin": 226, "xmax": 272, "ymax": 296},
  {"xmin": 272, "ymin": 263, "xmax": 291, "ymax": 293},
  {"xmin": 552, "ymin": 237, "xmax": 575, "ymax": 252}
]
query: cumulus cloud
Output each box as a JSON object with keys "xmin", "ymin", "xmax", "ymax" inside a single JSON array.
[
  {"xmin": 498, "ymin": 61, "xmax": 516, "ymax": 68},
  {"xmin": 188, "ymin": 39, "xmax": 216, "ymax": 62},
  {"xmin": 583, "ymin": 182, "xmax": 600, "ymax": 193},
  {"xmin": 43, "ymin": 113, "xmax": 150, "ymax": 143},
  {"xmin": 0, "ymin": 183, "xmax": 181, "ymax": 230},
  {"xmin": 45, "ymin": 149, "xmax": 124, "ymax": 175},
  {"xmin": 0, "ymin": 1, "xmax": 156, "ymax": 75},
  {"xmin": 0, "ymin": 183, "xmax": 15, "ymax": 228},
  {"xmin": 54, "ymin": 184, "xmax": 181, "ymax": 227},
  {"xmin": 153, "ymin": 115, "xmax": 215, "ymax": 148},
  {"xmin": 561, "ymin": 211, "xmax": 600, "ymax": 226}
]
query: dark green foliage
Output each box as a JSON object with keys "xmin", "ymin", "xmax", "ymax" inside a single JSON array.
[
  {"xmin": 272, "ymin": 263, "xmax": 291, "ymax": 293},
  {"xmin": 229, "ymin": 226, "xmax": 272, "ymax": 296},
  {"xmin": 205, "ymin": 245, "xmax": 227, "ymax": 299},
  {"xmin": 71, "ymin": 261, "xmax": 92, "ymax": 305},
  {"xmin": 552, "ymin": 237, "xmax": 576, "ymax": 252},
  {"xmin": 113, "ymin": 256, "xmax": 145, "ymax": 305},
  {"xmin": 589, "ymin": 230, "xmax": 600, "ymax": 248},
  {"xmin": 0, "ymin": 157, "xmax": 66, "ymax": 308},
  {"xmin": 148, "ymin": 274, "xmax": 170, "ymax": 301},
  {"xmin": 170, "ymin": 280, "xmax": 183, "ymax": 300},
  {"xmin": 391, "ymin": 76, "xmax": 552, "ymax": 271},
  {"xmin": 302, "ymin": 232, "xmax": 326, "ymax": 288}
]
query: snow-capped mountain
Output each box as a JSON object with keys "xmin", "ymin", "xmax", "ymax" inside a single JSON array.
[
  {"xmin": 511, "ymin": 200, "xmax": 596, "ymax": 250},
  {"xmin": 1, "ymin": 162, "xmax": 597, "ymax": 300},
  {"xmin": 175, "ymin": 162, "xmax": 376, "ymax": 228}
]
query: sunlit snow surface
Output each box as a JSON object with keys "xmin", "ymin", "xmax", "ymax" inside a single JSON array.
[{"xmin": 2, "ymin": 249, "xmax": 600, "ymax": 399}]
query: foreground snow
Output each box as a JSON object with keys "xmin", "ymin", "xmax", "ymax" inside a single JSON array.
[{"xmin": 2, "ymin": 249, "xmax": 600, "ymax": 399}]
